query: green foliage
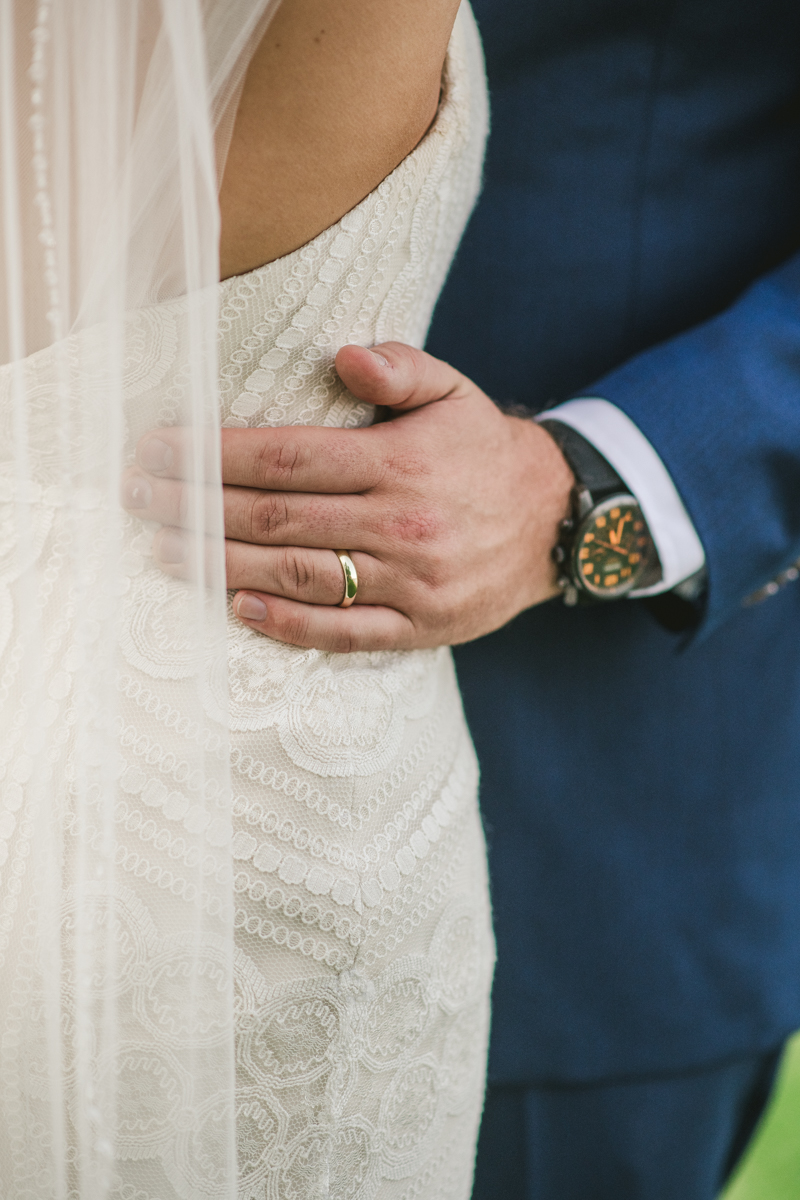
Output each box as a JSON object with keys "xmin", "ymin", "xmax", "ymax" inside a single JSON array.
[{"xmin": 724, "ymin": 1035, "xmax": 800, "ymax": 1200}]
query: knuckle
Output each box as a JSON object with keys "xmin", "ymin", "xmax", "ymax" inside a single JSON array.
[
  {"xmin": 389, "ymin": 506, "xmax": 443, "ymax": 546},
  {"xmin": 422, "ymin": 554, "xmax": 454, "ymax": 594},
  {"xmin": 321, "ymin": 628, "xmax": 359, "ymax": 654},
  {"xmin": 278, "ymin": 608, "xmax": 313, "ymax": 646},
  {"xmin": 335, "ymin": 627, "xmax": 360, "ymax": 654},
  {"xmin": 250, "ymin": 492, "xmax": 290, "ymax": 541},
  {"xmin": 254, "ymin": 437, "xmax": 308, "ymax": 487},
  {"xmin": 280, "ymin": 546, "xmax": 316, "ymax": 595},
  {"xmin": 383, "ymin": 444, "xmax": 430, "ymax": 484}
]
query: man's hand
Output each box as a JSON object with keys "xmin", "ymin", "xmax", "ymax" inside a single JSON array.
[{"xmin": 124, "ymin": 343, "xmax": 574, "ymax": 652}]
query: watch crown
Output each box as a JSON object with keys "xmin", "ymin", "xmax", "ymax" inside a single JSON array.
[{"xmin": 552, "ymin": 545, "xmax": 566, "ymax": 564}]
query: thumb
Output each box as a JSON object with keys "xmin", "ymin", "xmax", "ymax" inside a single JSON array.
[{"xmin": 334, "ymin": 341, "xmax": 466, "ymax": 412}]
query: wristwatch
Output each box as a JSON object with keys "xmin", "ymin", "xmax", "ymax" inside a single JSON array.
[{"xmin": 539, "ymin": 418, "xmax": 661, "ymax": 605}]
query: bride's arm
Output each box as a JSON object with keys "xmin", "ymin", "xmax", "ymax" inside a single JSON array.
[{"xmin": 218, "ymin": 0, "xmax": 462, "ymax": 279}]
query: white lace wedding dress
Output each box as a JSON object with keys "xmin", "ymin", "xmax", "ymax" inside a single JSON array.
[{"xmin": 0, "ymin": 5, "xmax": 492, "ymax": 1199}]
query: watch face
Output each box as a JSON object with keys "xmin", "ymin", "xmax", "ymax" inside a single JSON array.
[{"xmin": 572, "ymin": 494, "xmax": 653, "ymax": 598}]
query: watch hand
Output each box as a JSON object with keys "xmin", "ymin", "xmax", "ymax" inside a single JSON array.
[{"xmin": 609, "ymin": 513, "xmax": 631, "ymax": 546}]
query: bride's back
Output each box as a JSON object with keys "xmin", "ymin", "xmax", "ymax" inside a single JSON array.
[{"xmin": 219, "ymin": 0, "xmax": 462, "ymax": 277}]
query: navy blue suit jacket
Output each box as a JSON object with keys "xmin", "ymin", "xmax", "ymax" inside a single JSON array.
[{"xmin": 427, "ymin": 0, "xmax": 800, "ymax": 1083}]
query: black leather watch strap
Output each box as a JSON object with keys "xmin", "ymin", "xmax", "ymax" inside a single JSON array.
[
  {"xmin": 538, "ymin": 418, "xmax": 623, "ymax": 498},
  {"xmin": 539, "ymin": 415, "xmax": 663, "ymax": 602}
]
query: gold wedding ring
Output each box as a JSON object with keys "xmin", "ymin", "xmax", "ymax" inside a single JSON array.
[{"xmin": 335, "ymin": 550, "xmax": 358, "ymax": 608}]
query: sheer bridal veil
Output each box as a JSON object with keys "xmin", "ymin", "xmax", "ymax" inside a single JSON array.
[{"xmin": 0, "ymin": 2, "xmax": 278, "ymax": 1195}]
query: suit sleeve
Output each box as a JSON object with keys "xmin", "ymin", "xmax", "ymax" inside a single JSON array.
[{"xmin": 586, "ymin": 249, "xmax": 800, "ymax": 637}]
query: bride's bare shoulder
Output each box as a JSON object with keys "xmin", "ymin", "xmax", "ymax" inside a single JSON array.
[{"xmin": 218, "ymin": 0, "xmax": 463, "ymax": 280}]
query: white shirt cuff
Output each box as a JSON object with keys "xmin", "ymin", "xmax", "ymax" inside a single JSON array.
[{"xmin": 537, "ymin": 398, "xmax": 706, "ymax": 596}]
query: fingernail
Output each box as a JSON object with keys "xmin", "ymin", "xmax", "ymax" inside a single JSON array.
[
  {"xmin": 155, "ymin": 529, "xmax": 187, "ymax": 564},
  {"xmin": 138, "ymin": 437, "xmax": 173, "ymax": 472},
  {"xmin": 367, "ymin": 349, "xmax": 389, "ymax": 368},
  {"xmin": 236, "ymin": 594, "xmax": 267, "ymax": 622},
  {"xmin": 122, "ymin": 476, "xmax": 153, "ymax": 510}
]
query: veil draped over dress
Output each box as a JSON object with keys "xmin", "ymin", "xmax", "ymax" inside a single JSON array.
[
  {"xmin": 0, "ymin": 3, "xmax": 278, "ymax": 1194},
  {"xmin": 0, "ymin": 3, "xmax": 493, "ymax": 1198}
]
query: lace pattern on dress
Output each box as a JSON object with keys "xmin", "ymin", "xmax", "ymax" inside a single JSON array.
[{"xmin": 0, "ymin": 6, "xmax": 493, "ymax": 1199}]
